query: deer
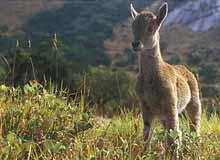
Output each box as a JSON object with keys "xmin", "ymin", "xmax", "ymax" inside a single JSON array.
[{"xmin": 130, "ymin": 2, "xmax": 201, "ymax": 158}]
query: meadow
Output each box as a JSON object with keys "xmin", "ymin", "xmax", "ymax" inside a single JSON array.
[{"xmin": 0, "ymin": 81, "xmax": 220, "ymax": 160}]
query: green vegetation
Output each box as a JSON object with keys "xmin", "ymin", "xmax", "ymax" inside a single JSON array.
[
  {"xmin": 77, "ymin": 66, "xmax": 138, "ymax": 113},
  {"xmin": 0, "ymin": 0, "xmax": 151, "ymax": 87},
  {"xmin": 0, "ymin": 81, "xmax": 92, "ymax": 159},
  {"xmin": 22, "ymin": 0, "xmax": 139, "ymax": 68},
  {"xmin": 1, "ymin": 45, "xmax": 137, "ymax": 110},
  {"xmin": 0, "ymin": 82, "xmax": 220, "ymax": 159},
  {"xmin": 0, "ymin": 1, "xmax": 219, "ymax": 158}
]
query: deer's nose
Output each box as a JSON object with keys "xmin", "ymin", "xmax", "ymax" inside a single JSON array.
[
  {"xmin": 132, "ymin": 41, "xmax": 143, "ymax": 51},
  {"xmin": 132, "ymin": 41, "xmax": 140, "ymax": 48}
]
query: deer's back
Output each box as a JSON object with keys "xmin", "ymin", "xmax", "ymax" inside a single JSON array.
[
  {"xmin": 136, "ymin": 63, "xmax": 199, "ymax": 114},
  {"xmin": 174, "ymin": 65, "xmax": 200, "ymax": 99}
]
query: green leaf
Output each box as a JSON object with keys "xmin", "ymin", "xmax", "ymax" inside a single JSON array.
[{"xmin": 6, "ymin": 132, "xmax": 17, "ymax": 144}]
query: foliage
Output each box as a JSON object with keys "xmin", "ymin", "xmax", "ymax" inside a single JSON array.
[
  {"xmin": 168, "ymin": 54, "xmax": 181, "ymax": 65},
  {"xmin": 199, "ymin": 65, "xmax": 218, "ymax": 84},
  {"xmin": 76, "ymin": 66, "xmax": 138, "ymax": 114},
  {"xmin": 22, "ymin": 0, "xmax": 137, "ymax": 67},
  {"xmin": 1, "ymin": 44, "xmax": 138, "ymax": 110},
  {"xmin": 0, "ymin": 81, "xmax": 92, "ymax": 159},
  {"xmin": 187, "ymin": 47, "xmax": 220, "ymax": 85},
  {"xmin": 0, "ymin": 25, "xmax": 8, "ymax": 33},
  {"xmin": 0, "ymin": 43, "xmax": 141, "ymax": 115},
  {"xmin": 1, "ymin": 38, "xmax": 89, "ymax": 89}
]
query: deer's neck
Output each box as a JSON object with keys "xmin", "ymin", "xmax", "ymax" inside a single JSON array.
[{"xmin": 138, "ymin": 42, "xmax": 164, "ymax": 78}]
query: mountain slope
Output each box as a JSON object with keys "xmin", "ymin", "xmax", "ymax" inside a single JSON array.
[
  {"xmin": 20, "ymin": 0, "xmax": 150, "ymax": 66},
  {"xmin": 0, "ymin": 0, "xmax": 63, "ymax": 32},
  {"xmin": 165, "ymin": 0, "xmax": 220, "ymax": 31}
]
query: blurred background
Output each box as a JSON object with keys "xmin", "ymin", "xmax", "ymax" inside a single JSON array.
[{"xmin": 0, "ymin": 0, "xmax": 219, "ymax": 113}]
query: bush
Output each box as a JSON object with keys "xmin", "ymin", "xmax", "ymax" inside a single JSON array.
[
  {"xmin": 76, "ymin": 66, "xmax": 139, "ymax": 114},
  {"xmin": 199, "ymin": 64, "xmax": 218, "ymax": 84}
]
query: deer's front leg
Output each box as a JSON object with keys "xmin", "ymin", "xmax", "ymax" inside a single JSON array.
[
  {"xmin": 142, "ymin": 104, "xmax": 154, "ymax": 141},
  {"xmin": 165, "ymin": 104, "xmax": 181, "ymax": 160}
]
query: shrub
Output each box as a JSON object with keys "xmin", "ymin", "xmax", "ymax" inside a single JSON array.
[
  {"xmin": 76, "ymin": 66, "xmax": 139, "ymax": 114},
  {"xmin": 199, "ymin": 64, "xmax": 218, "ymax": 84}
]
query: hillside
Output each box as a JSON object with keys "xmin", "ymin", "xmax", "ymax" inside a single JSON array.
[
  {"xmin": 0, "ymin": 0, "xmax": 63, "ymax": 33},
  {"xmin": 165, "ymin": 0, "xmax": 220, "ymax": 31}
]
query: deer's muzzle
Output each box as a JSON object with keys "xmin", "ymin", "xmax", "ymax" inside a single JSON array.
[{"xmin": 132, "ymin": 41, "xmax": 144, "ymax": 51}]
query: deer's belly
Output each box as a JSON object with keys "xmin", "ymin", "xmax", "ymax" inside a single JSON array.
[
  {"xmin": 176, "ymin": 77, "xmax": 191, "ymax": 113},
  {"xmin": 136, "ymin": 77, "xmax": 191, "ymax": 114}
]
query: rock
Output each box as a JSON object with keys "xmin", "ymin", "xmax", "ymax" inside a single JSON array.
[{"xmin": 165, "ymin": 0, "xmax": 220, "ymax": 31}]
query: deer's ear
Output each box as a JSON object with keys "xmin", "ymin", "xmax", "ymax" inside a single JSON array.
[
  {"xmin": 156, "ymin": 2, "xmax": 168, "ymax": 31},
  {"xmin": 130, "ymin": 3, "xmax": 138, "ymax": 19}
]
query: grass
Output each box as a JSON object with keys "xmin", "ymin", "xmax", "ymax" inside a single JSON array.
[{"xmin": 0, "ymin": 82, "xmax": 220, "ymax": 159}]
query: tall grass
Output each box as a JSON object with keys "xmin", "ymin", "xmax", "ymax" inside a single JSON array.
[
  {"xmin": 0, "ymin": 82, "xmax": 220, "ymax": 159},
  {"xmin": 0, "ymin": 81, "xmax": 92, "ymax": 159}
]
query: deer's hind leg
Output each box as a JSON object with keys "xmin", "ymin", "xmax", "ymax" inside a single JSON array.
[{"xmin": 186, "ymin": 94, "xmax": 201, "ymax": 136}]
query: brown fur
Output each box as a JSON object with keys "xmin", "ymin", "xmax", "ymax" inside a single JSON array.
[{"xmin": 130, "ymin": 2, "xmax": 201, "ymax": 158}]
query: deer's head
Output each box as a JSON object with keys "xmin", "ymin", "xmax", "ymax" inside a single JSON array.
[{"xmin": 130, "ymin": 2, "xmax": 168, "ymax": 51}]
